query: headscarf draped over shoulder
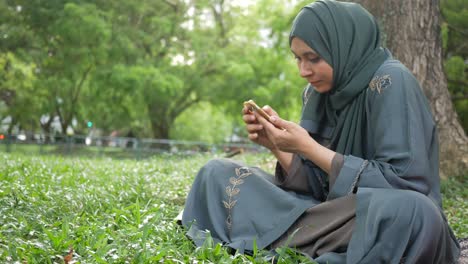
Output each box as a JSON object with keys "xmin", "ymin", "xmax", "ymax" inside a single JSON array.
[{"xmin": 290, "ymin": 0, "xmax": 388, "ymax": 147}]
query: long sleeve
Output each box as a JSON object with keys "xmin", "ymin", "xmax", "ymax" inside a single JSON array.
[
  {"xmin": 275, "ymin": 154, "xmax": 310, "ymax": 193},
  {"xmin": 275, "ymin": 154, "xmax": 330, "ymax": 201},
  {"xmin": 328, "ymin": 61, "xmax": 441, "ymax": 206},
  {"xmin": 275, "ymin": 152, "xmax": 346, "ymax": 201}
]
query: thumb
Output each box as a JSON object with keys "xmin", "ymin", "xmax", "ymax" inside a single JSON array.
[{"xmin": 269, "ymin": 116, "xmax": 289, "ymax": 130}]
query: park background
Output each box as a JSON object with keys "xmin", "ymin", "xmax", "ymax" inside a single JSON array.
[{"xmin": 0, "ymin": 0, "xmax": 467, "ymax": 263}]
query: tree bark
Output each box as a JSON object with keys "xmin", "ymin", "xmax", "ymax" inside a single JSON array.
[{"xmin": 348, "ymin": 0, "xmax": 467, "ymax": 177}]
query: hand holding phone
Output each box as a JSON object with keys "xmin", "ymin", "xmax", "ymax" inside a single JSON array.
[
  {"xmin": 243, "ymin": 99, "xmax": 272, "ymax": 122},
  {"xmin": 243, "ymin": 99, "xmax": 285, "ymax": 130}
]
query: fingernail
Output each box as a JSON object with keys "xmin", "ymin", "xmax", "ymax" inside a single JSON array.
[{"xmin": 270, "ymin": 116, "xmax": 277, "ymax": 122}]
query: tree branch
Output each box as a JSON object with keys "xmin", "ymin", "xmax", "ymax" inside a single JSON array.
[
  {"xmin": 173, "ymin": 97, "xmax": 200, "ymax": 118},
  {"xmin": 64, "ymin": 65, "xmax": 93, "ymax": 129},
  {"xmin": 72, "ymin": 65, "xmax": 93, "ymax": 104},
  {"xmin": 162, "ymin": 0, "xmax": 178, "ymax": 10},
  {"xmin": 210, "ymin": 1, "xmax": 229, "ymax": 47}
]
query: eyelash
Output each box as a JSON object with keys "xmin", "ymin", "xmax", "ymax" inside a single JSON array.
[
  {"xmin": 294, "ymin": 56, "xmax": 321, "ymax": 64},
  {"xmin": 309, "ymin": 57, "xmax": 321, "ymax": 63}
]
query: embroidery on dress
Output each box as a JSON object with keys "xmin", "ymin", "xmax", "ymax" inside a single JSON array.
[
  {"xmin": 223, "ymin": 166, "xmax": 252, "ymax": 231},
  {"xmin": 348, "ymin": 160, "xmax": 369, "ymax": 195},
  {"xmin": 369, "ymin": 75, "xmax": 392, "ymax": 94}
]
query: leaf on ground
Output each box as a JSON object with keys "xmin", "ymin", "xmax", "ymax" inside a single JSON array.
[{"xmin": 63, "ymin": 246, "xmax": 73, "ymax": 264}]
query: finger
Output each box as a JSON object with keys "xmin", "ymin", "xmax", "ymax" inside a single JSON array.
[
  {"xmin": 255, "ymin": 111, "xmax": 277, "ymax": 132},
  {"xmin": 269, "ymin": 116, "xmax": 290, "ymax": 131},
  {"xmin": 254, "ymin": 111, "xmax": 271, "ymax": 126},
  {"xmin": 248, "ymin": 133, "xmax": 258, "ymax": 140},
  {"xmin": 246, "ymin": 123, "xmax": 263, "ymax": 133},
  {"xmin": 270, "ymin": 116, "xmax": 297, "ymax": 132},
  {"xmin": 242, "ymin": 106, "xmax": 252, "ymax": 115},
  {"xmin": 262, "ymin": 105, "xmax": 278, "ymax": 116},
  {"xmin": 243, "ymin": 114, "xmax": 257, "ymax": 124}
]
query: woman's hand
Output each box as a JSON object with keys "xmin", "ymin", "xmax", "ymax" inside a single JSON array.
[
  {"xmin": 254, "ymin": 113, "xmax": 314, "ymax": 154},
  {"xmin": 242, "ymin": 105, "xmax": 279, "ymax": 151},
  {"xmin": 255, "ymin": 113, "xmax": 336, "ymax": 174}
]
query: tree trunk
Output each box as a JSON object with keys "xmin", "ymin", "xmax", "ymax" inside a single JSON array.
[
  {"xmin": 149, "ymin": 111, "xmax": 171, "ymax": 139},
  {"xmin": 349, "ymin": 0, "xmax": 467, "ymax": 177},
  {"xmin": 151, "ymin": 122, "xmax": 170, "ymax": 139}
]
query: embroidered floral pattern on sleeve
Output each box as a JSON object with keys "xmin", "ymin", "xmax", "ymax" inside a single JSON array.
[
  {"xmin": 223, "ymin": 167, "xmax": 252, "ymax": 231},
  {"xmin": 369, "ymin": 75, "xmax": 392, "ymax": 94}
]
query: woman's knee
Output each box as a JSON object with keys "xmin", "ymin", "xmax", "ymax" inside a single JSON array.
[
  {"xmin": 380, "ymin": 190, "xmax": 443, "ymax": 230},
  {"xmin": 196, "ymin": 158, "xmax": 239, "ymax": 182}
]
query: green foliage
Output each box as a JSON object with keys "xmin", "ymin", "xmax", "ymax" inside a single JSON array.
[
  {"xmin": 0, "ymin": 52, "xmax": 38, "ymax": 132},
  {"xmin": 0, "ymin": 152, "xmax": 206, "ymax": 263},
  {"xmin": 445, "ymin": 56, "xmax": 466, "ymax": 83},
  {"xmin": 441, "ymin": 0, "xmax": 468, "ymax": 133},
  {"xmin": 1, "ymin": 0, "xmax": 465, "ymax": 139},
  {"xmin": 0, "ymin": 0, "xmax": 310, "ymax": 139},
  {"xmin": 454, "ymin": 99, "xmax": 468, "ymax": 135},
  {"xmin": 441, "ymin": 174, "xmax": 468, "ymax": 238},
  {"xmin": 0, "ymin": 152, "xmax": 465, "ymax": 262},
  {"xmin": 171, "ymin": 102, "xmax": 234, "ymax": 144},
  {"xmin": 441, "ymin": 0, "xmax": 468, "ymax": 58}
]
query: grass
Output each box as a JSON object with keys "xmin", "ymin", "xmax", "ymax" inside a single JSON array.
[{"xmin": 0, "ymin": 152, "xmax": 466, "ymax": 263}]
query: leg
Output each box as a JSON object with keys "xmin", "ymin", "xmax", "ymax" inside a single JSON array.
[
  {"xmin": 348, "ymin": 189, "xmax": 458, "ymax": 264},
  {"xmin": 182, "ymin": 158, "xmax": 317, "ymax": 253}
]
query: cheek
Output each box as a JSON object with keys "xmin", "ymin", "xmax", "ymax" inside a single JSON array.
[
  {"xmin": 321, "ymin": 65, "xmax": 333, "ymax": 84},
  {"xmin": 319, "ymin": 64, "xmax": 334, "ymax": 93}
]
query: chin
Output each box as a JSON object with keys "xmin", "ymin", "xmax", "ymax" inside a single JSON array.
[{"xmin": 313, "ymin": 86, "xmax": 332, "ymax": 94}]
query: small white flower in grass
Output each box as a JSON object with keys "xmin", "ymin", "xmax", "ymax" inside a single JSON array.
[
  {"xmin": 130, "ymin": 243, "xmax": 139, "ymax": 249},
  {"xmin": 29, "ymin": 241, "xmax": 46, "ymax": 250}
]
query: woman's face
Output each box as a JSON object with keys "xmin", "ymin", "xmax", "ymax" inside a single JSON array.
[{"xmin": 290, "ymin": 37, "xmax": 333, "ymax": 93}]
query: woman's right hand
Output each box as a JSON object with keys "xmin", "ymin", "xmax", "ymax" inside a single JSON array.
[{"xmin": 242, "ymin": 105, "xmax": 278, "ymax": 150}]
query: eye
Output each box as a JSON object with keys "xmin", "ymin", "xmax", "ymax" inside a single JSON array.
[
  {"xmin": 294, "ymin": 55, "xmax": 301, "ymax": 62},
  {"xmin": 309, "ymin": 57, "xmax": 321, "ymax": 63}
]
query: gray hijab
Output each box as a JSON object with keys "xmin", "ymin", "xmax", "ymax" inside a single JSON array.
[{"xmin": 290, "ymin": 0, "xmax": 388, "ymax": 155}]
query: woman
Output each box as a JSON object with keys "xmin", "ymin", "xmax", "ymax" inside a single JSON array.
[{"xmin": 182, "ymin": 0, "xmax": 461, "ymax": 263}]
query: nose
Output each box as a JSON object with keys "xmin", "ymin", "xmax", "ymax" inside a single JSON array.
[{"xmin": 299, "ymin": 61, "xmax": 313, "ymax": 78}]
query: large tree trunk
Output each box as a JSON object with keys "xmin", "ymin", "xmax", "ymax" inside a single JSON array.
[{"xmin": 349, "ymin": 0, "xmax": 467, "ymax": 177}]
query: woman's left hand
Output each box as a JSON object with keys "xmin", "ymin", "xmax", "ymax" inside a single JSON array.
[{"xmin": 254, "ymin": 112, "xmax": 314, "ymax": 154}]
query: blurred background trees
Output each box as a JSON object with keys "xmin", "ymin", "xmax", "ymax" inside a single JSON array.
[
  {"xmin": 0, "ymin": 0, "xmax": 306, "ymax": 140},
  {"xmin": 441, "ymin": 0, "xmax": 467, "ymax": 131},
  {"xmin": 0, "ymin": 0, "xmax": 466, "ymax": 172}
]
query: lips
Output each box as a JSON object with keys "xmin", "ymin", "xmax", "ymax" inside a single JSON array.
[{"xmin": 309, "ymin": 80, "xmax": 321, "ymax": 86}]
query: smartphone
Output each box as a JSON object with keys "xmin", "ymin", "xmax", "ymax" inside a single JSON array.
[
  {"xmin": 243, "ymin": 99, "xmax": 285, "ymax": 130},
  {"xmin": 243, "ymin": 100, "xmax": 271, "ymax": 121}
]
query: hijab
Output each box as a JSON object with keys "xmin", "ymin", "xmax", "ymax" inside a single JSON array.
[{"xmin": 290, "ymin": 0, "xmax": 389, "ymax": 155}]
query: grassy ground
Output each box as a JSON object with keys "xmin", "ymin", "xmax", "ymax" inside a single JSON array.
[{"xmin": 0, "ymin": 152, "xmax": 466, "ymax": 263}]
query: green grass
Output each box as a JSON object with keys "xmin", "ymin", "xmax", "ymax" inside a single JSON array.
[
  {"xmin": 441, "ymin": 174, "xmax": 468, "ymax": 238},
  {"xmin": 0, "ymin": 152, "xmax": 466, "ymax": 263}
]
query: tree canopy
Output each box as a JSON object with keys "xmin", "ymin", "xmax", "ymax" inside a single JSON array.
[{"xmin": 0, "ymin": 0, "xmax": 466, "ymax": 143}]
